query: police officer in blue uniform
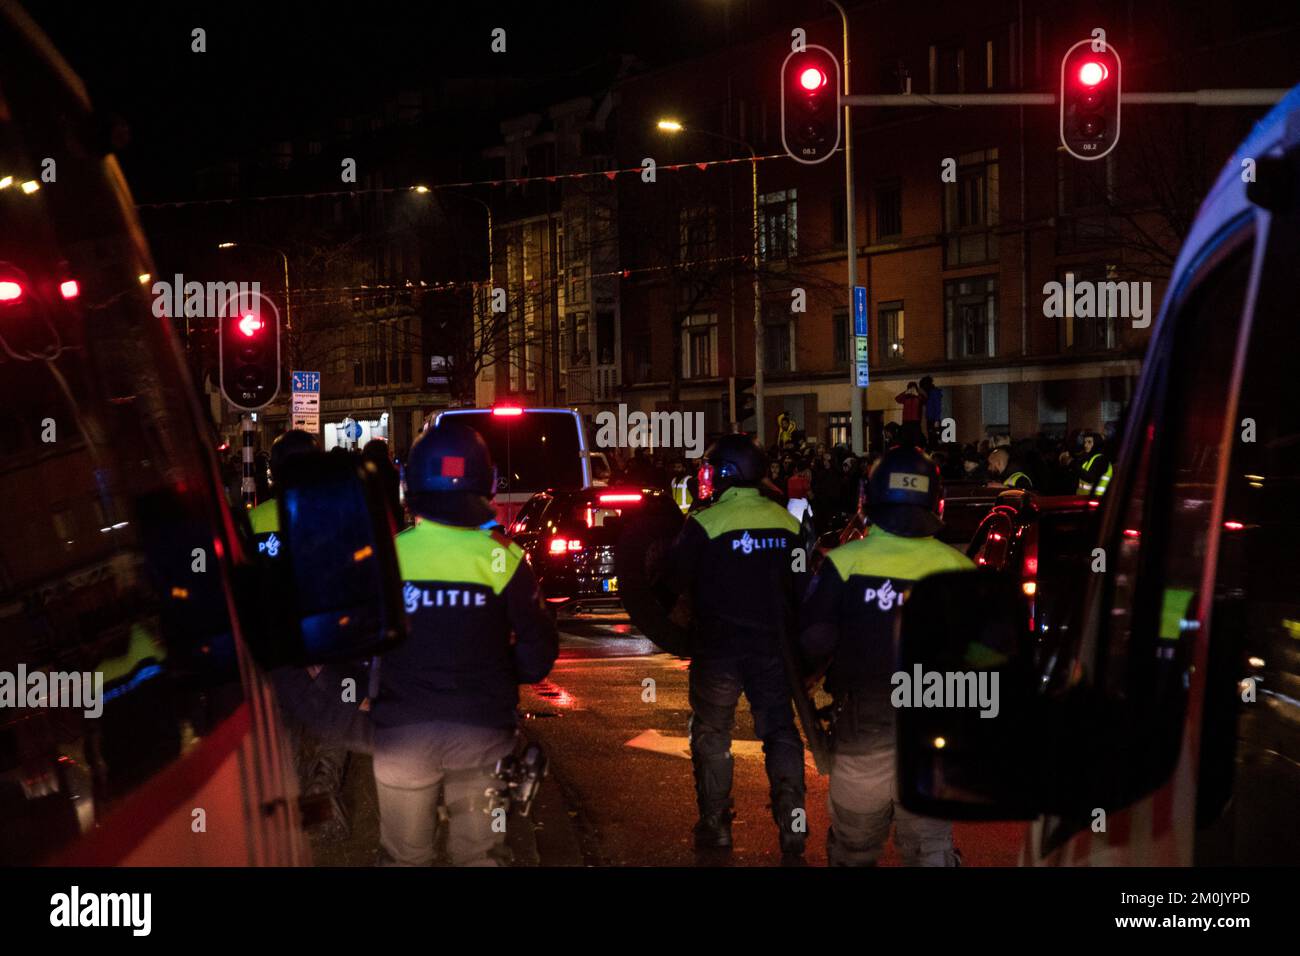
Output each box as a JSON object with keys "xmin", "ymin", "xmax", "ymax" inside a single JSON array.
[
  {"xmin": 248, "ymin": 428, "xmax": 318, "ymax": 559},
  {"xmin": 668, "ymin": 433, "xmax": 809, "ymax": 859},
  {"xmin": 371, "ymin": 421, "xmax": 558, "ymax": 866},
  {"xmin": 800, "ymin": 446, "xmax": 973, "ymax": 866}
]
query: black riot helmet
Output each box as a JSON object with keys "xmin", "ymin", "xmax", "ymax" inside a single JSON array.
[
  {"xmin": 866, "ymin": 445, "xmax": 944, "ymax": 537},
  {"xmin": 404, "ymin": 420, "xmax": 497, "ymax": 526},
  {"xmin": 269, "ymin": 429, "xmax": 319, "ymax": 488},
  {"xmin": 703, "ymin": 433, "xmax": 767, "ymax": 493}
]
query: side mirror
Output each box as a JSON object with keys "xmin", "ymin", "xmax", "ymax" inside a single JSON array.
[
  {"xmin": 895, "ymin": 570, "xmax": 1044, "ymax": 820},
  {"xmin": 264, "ymin": 453, "xmax": 406, "ymax": 665}
]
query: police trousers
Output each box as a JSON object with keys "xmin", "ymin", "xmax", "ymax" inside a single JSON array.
[
  {"xmin": 827, "ymin": 738, "xmax": 957, "ymax": 867},
  {"xmin": 688, "ymin": 652, "xmax": 805, "ymax": 827},
  {"xmin": 372, "ymin": 721, "xmax": 516, "ymax": 867}
]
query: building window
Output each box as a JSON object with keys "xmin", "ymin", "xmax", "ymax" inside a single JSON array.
[
  {"xmin": 764, "ymin": 308, "xmax": 794, "ymax": 373},
  {"xmin": 596, "ymin": 311, "xmax": 615, "ymax": 366},
  {"xmin": 875, "ymin": 181, "xmax": 902, "ymax": 239},
  {"xmin": 981, "ymin": 382, "xmax": 1009, "ymax": 436},
  {"xmin": 400, "ymin": 318, "xmax": 414, "ymax": 383},
  {"xmin": 681, "ymin": 313, "xmax": 718, "ymax": 379},
  {"xmin": 929, "ymin": 41, "xmax": 964, "ymax": 94},
  {"xmin": 833, "ymin": 307, "xmax": 849, "ymax": 366},
  {"xmin": 944, "ymin": 276, "xmax": 998, "ymax": 359},
  {"xmin": 569, "ymin": 264, "xmax": 590, "ymax": 304},
  {"xmin": 625, "ymin": 335, "xmax": 651, "ymax": 384},
  {"xmin": 943, "ymin": 148, "xmax": 999, "ymax": 266},
  {"xmin": 759, "ymin": 189, "xmax": 798, "ymax": 260},
  {"xmin": 679, "ymin": 205, "xmax": 716, "ymax": 263},
  {"xmin": 1058, "ymin": 266, "xmax": 1120, "ymax": 353},
  {"xmin": 878, "ymin": 300, "xmax": 905, "ymax": 364},
  {"xmin": 569, "ymin": 311, "xmax": 590, "ymax": 366},
  {"xmin": 827, "ymin": 411, "xmax": 851, "ymax": 447}
]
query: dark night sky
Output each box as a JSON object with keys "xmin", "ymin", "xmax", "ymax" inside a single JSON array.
[{"xmin": 26, "ymin": 0, "xmax": 809, "ymax": 194}]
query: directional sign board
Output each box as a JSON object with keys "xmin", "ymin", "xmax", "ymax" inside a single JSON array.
[
  {"xmin": 291, "ymin": 370, "xmax": 321, "ymax": 435},
  {"xmin": 291, "ymin": 370, "xmax": 321, "ymax": 392},
  {"xmin": 853, "ymin": 286, "xmax": 869, "ymax": 388}
]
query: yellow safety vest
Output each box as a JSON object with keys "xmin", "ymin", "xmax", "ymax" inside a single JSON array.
[
  {"xmin": 1077, "ymin": 455, "xmax": 1112, "ymax": 496},
  {"xmin": 672, "ymin": 476, "xmax": 693, "ymax": 513}
]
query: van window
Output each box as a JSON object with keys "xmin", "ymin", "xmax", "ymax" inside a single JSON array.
[
  {"xmin": 1195, "ymin": 212, "xmax": 1300, "ymax": 864},
  {"xmin": 0, "ymin": 41, "xmax": 245, "ymax": 863},
  {"xmin": 444, "ymin": 411, "xmax": 584, "ymax": 495},
  {"xmin": 1088, "ymin": 240, "xmax": 1252, "ymax": 810}
]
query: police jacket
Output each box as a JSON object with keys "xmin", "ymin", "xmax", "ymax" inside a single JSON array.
[
  {"xmin": 248, "ymin": 499, "xmax": 283, "ymax": 559},
  {"xmin": 799, "ymin": 528, "xmax": 973, "ymax": 748},
  {"xmin": 373, "ymin": 519, "xmax": 558, "ymax": 731},
  {"xmin": 669, "ymin": 485, "xmax": 807, "ymax": 654}
]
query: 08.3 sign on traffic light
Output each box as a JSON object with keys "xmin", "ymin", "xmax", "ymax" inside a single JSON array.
[
  {"xmin": 780, "ymin": 45, "xmax": 841, "ymax": 165},
  {"xmin": 219, "ymin": 293, "xmax": 281, "ymax": 410}
]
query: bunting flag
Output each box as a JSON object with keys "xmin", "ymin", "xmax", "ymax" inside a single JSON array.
[{"xmin": 133, "ymin": 151, "xmax": 802, "ymax": 209}]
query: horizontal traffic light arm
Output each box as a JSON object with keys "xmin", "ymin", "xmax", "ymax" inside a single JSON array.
[{"xmin": 841, "ymin": 89, "xmax": 1288, "ymax": 107}]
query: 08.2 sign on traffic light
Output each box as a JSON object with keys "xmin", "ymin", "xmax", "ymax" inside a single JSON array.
[
  {"xmin": 780, "ymin": 45, "xmax": 841, "ymax": 165},
  {"xmin": 1060, "ymin": 39, "xmax": 1121, "ymax": 161},
  {"xmin": 219, "ymin": 294, "xmax": 281, "ymax": 410}
]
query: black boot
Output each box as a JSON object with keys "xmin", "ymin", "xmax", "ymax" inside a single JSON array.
[
  {"xmin": 772, "ymin": 785, "xmax": 807, "ymax": 861},
  {"xmin": 694, "ymin": 810, "xmax": 734, "ymax": 849}
]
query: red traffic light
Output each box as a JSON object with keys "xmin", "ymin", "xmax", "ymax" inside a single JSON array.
[
  {"xmin": 798, "ymin": 67, "xmax": 827, "ymax": 91},
  {"xmin": 1060, "ymin": 39, "xmax": 1121, "ymax": 161},
  {"xmin": 1077, "ymin": 61, "xmax": 1108, "ymax": 87},
  {"xmin": 780, "ymin": 45, "xmax": 841, "ymax": 165},
  {"xmin": 238, "ymin": 312, "xmax": 263, "ymax": 337}
]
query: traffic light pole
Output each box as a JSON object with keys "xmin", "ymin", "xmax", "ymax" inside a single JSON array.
[
  {"xmin": 241, "ymin": 413, "xmax": 256, "ymax": 508},
  {"xmin": 826, "ymin": 0, "xmax": 863, "ymax": 457}
]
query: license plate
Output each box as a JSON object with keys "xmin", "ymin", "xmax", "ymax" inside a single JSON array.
[{"xmin": 602, "ymin": 577, "xmax": 618, "ymax": 593}]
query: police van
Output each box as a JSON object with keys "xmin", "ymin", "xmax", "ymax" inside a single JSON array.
[
  {"xmin": 0, "ymin": 3, "xmax": 404, "ymax": 865},
  {"xmin": 434, "ymin": 406, "xmax": 594, "ymax": 528},
  {"xmin": 898, "ymin": 85, "xmax": 1300, "ymax": 866}
]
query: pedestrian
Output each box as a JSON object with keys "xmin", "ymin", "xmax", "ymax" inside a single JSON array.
[
  {"xmin": 1062, "ymin": 430, "xmax": 1112, "ymax": 497},
  {"xmin": 986, "ymin": 446, "xmax": 1033, "ymax": 490},
  {"xmin": 371, "ymin": 421, "xmax": 559, "ymax": 866},
  {"xmin": 919, "ymin": 375, "xmax": 943, "ymax": 446},
  {"xmin": 894, "ymin": 382, "xmax": 924, "ymax": 446},
  {"xmin": 800, "ymin": 446, "xmax": 974, "ymax": 866},
  {"xmin": 669, "ymin": 458, "xmax": 694, "ymax": 514},
  {"xmin": 667, "ymin": 434, "xmax": 809, "ymax": 860},
  {"xmin": 362, "ymin": 437, "xmax": 404, "ymax": 530}
]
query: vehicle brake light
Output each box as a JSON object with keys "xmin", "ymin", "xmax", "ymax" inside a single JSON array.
[
  {"xmin": 0, "ymin": 281, "xmax": 23, "ymax": 302},
  {"xmin": 598, "ymin": 493, "xmax": 642, "ymax": 503},
  {"xmin": 60, "ymin": 279, "xmax": 79, "ymax": 299},
  {"xmin": 1123, "ymin": 528, "xmax": 1140, "ymax": 538},
  {"xmin": 1222, "ymin": 520, "xmax": 1244, "ymax": 531},
  {"xmin": 492, "ymin": 406, "xmax": 524, "ymax": 417},
  {"xmin": 549, "ymin": 537, "xmax": 582, "ymax": 554}
]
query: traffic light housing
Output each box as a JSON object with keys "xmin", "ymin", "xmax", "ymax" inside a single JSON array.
[
  {"xmin": 219, "ymin": 297, "xmax": 280, "ymax": 410},
  {"xmin": 1060, "ymin": 39, "xmax": 1121, "ymax": 161},
  {"xmin": 780, "ymin": 45, "xmax": 841, "ymax": 165}
]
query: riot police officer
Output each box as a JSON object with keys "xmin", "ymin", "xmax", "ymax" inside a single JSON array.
[
  {"xmin": 799, "ymin": 445, "xmax": 974, "ymax": 866},
  {"xmin": 371, "ymin": 421, "xmax": 558, "ymax": 866},
  {"xmin": 248, "ymin": 428, "xmax": 318, "ymax": 558},
  {"xmin": 668, "ymin": 433, "xmax": 808, "ymax": 858}
]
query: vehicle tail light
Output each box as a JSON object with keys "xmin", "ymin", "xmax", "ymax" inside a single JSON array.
[
  {"xmin": 549, "ymin": 537, "xmax": 582, "ymax": 554},
  {"xmin": 1022, "ymin": 523, "xmax": 1039, "ymax": 628},
  {"xmin": 598, "ymin": 493, "xmax": 642, "ymax": 503},
  {"xmin": 1222, "ymin": 520, "xmax": 1244, "ymax": 531},
  {"xmin": 60, "ymin": 279, "xmax": 79, "ymax": 299},
  {"xmin": 0, "ymin": 280, "xmax": 23, "ymax": 302},
  {"xmin": 492, "ymin": 406, "xmax": 524, "ymax": 417}
]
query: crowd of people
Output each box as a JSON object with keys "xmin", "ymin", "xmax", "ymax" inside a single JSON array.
[{"xmin": 610, "ymin": 414, "xmax": 1118, "ymax": 537}]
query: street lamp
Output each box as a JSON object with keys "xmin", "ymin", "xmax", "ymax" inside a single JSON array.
[
  {"xmin": 655, "ymin": 118, "xmax": 762, "ymax": 443},
  {"xmin": 216, "ymin": 240, "xmax": 292, "ymax": 342}
]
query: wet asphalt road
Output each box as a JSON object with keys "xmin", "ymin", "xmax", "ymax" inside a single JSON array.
[
  {"xmin": 311, "ymin": 612, "xmax": 1024, "ymax": 867},
  {"xmin": 517, "ymin": 611, "xmax": 1025, "ymax": 867}
]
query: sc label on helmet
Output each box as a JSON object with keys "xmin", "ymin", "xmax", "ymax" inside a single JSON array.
[{"xmin": 889, "ymin": 473, "xmax": 930, "ymax": 492}]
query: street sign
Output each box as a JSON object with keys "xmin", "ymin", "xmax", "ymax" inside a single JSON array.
[
  {"xmin": 292, "ymin": 412, "xmax": 320, "ymax": 432},
  {"xmin": 853, "ymin": 286, "xmax": 867, "ymax": 336},
  {"xmin": 291, "ymin": 370, "xmax": 321, "ymax": 392},
  {"xmin": 854, "ymin": 335, "xmax": 870, "ymax": 388},
  {"xmin": 343, "ymin": 419, "xmax": 363, "ymax": 441},
  {"xmin": 291, "ymin": 392, "xmax": 319, "ymax": 414}
]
